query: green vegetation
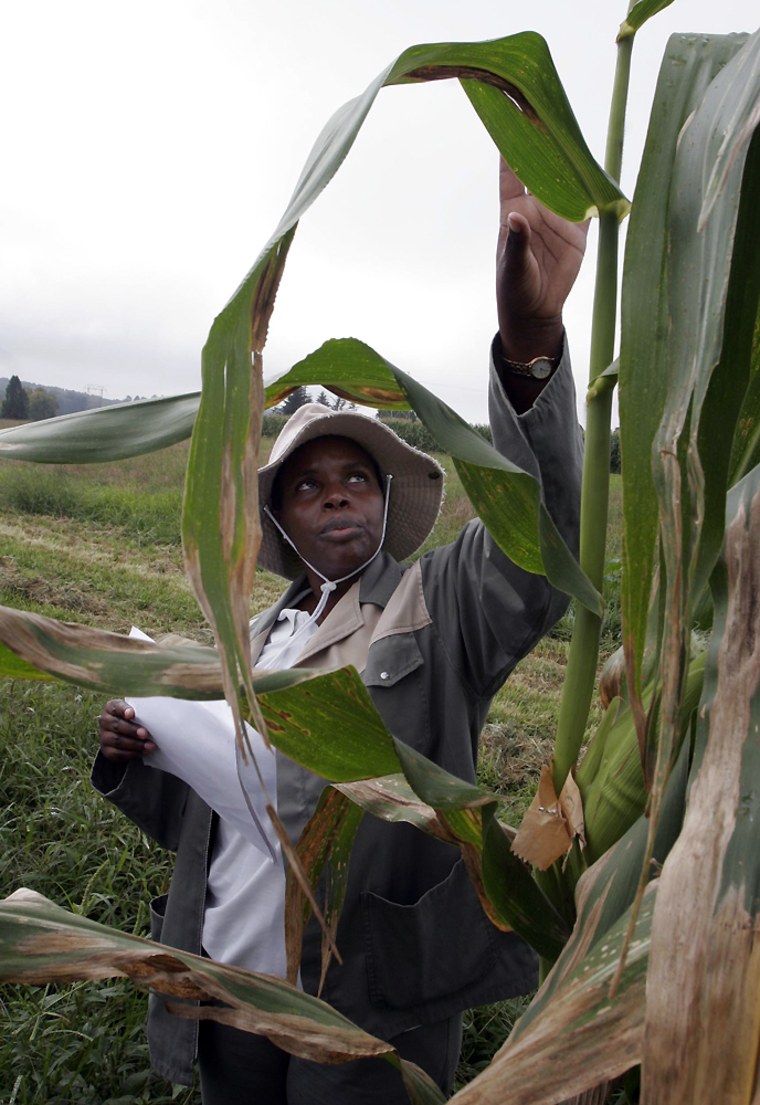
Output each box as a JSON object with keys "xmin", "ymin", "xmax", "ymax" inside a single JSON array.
[
  {"xmin": 0, "ymin": 684, "xmax": 194, "ymax": 1105},
  {"xmin": 0, "ymin": 446, "xmax": 622, "ymax": 1101}
]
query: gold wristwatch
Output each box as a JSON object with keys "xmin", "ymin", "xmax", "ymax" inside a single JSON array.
[{"xmin": 501, "ymin": 354, "xmax": 559, "ymax": 380}]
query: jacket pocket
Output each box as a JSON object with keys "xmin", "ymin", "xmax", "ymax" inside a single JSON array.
[
  {"xmin": 363, "ymin": 634, "xmax": 433, "ymax": 756},
  {"xmin": 149, "ymin": 893, "xmax": 169, "ymax": 943},
  {"xmin": 363, "ymin": 632, "xmax": 423, "ymax": 688},
  {"xmin": 361, "ymin": 858, "xmax": 496, "ymax": 1010}
]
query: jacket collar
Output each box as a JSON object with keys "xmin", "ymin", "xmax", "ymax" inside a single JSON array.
[
  {"xmin": 251, "ymin": 551, "xmax": 405, "ymax": 642},
  {"xmin": 357, "ymin": 550, "xmax": 404, "ymax": 606}
]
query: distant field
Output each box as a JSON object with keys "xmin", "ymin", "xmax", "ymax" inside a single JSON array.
[{"xmin": 0, "ymin": 435, "xmax": 622, "ymax": 1101}]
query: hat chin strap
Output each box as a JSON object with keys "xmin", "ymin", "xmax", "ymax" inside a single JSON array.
[{"xmin": 263, "ymin": 475, "xmax": 393, "ymax": 629}]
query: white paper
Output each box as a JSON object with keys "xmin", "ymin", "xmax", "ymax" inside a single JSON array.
[{"xmin": 127, "ymin": 627, "xmax": 278, "ymax": 859}]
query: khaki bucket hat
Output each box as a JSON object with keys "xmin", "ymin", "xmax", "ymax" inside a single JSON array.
[{"xmin": 258, "ymin": 403, "xmax": 444, "ymax": 579}]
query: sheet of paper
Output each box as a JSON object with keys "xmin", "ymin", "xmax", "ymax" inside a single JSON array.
[{"xmin": 127, "ymin": 628, "xmax": 278, "ymax": 859}]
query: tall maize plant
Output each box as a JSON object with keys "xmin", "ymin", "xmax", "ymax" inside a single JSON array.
[{"xmin": 1, "ymin": 3, "xmax": 759, "ymax": 1101}]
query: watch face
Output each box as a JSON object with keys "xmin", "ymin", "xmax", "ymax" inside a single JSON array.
[{"xmin": 530, "ymin": 357, "xmax": 553, "ymax": 379}]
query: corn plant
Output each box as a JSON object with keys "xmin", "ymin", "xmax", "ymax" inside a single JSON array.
[{"xmin": 1, "ymin": 4, "xmax": 759, "ymax": 1102}]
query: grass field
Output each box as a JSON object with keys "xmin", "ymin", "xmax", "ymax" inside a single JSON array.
[{"xmin": 0, "ymin": 426, "xmax": 622, "ymax": 1102}]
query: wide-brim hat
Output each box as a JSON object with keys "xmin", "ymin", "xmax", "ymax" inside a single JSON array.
[{"xmin": 258, "ymin": 403, "xmax": 444, "ymax": 579}]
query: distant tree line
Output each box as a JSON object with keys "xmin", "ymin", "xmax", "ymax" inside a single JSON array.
[
  {"xmin": 0, "ymin": 377, "xmax": 119, "ymax": 418},
  {"xmin": 273, "ymin": 385, "xmax": 357, "ymax": 417},
  {"xmin": 266, "ymin": 387, "xmax": 449, "ymax": 451}
]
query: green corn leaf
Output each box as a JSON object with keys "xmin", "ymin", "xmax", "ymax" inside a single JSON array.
[
  {"xmin": 0, "ymin": 605, "xmax": 310, "ymax": 698},
  {"xmin": 647, "ymin": 32, "xmax": 759, "ymax": 819},
  {"xmin": 665, "ymin": 32, "xmax": 760, "ymax": 610},
  {"xmin": 184, "ymin": 229, "xmax": 299, "ymax": 751},
  {"xmin": 619, "ymin": 31, "xmax": 755, "ymax": 710},
  {"xmin": 0, "ymin": 393, "xmax": 200, "ymax": 464},
  {"xmin": 0, "ymin": 889, "xmax": 445, "ymax": 1105},
  {"xmin": 264, "ymin": 339, "xmax": 409, "ymax": 411},
  {"xmin": 386, "ymin": 35, "xmax": 627, "ymax": 220},
  {"xmin": 460, "ymin": 74, "xmax": 620, "ymax": 222}
]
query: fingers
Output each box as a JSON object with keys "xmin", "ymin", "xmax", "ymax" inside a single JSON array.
[
  {"xmin": 497, "ymin": 192, "xmax": 531, "ymax": 264},
  {"xmin": 98, "ymin": 698, "xmax": 155, "ymax": 762},
  {"xmin": 497, "ymin": 212, "xmax": 535, "ymax": 315},
  {"xmin": 503, "ymin": 211, "xmax": 531, "ymax": 259}
]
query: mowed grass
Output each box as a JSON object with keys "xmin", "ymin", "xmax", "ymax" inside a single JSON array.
[{"xmin": 0, "ymin": 435, "xmax": 622, "ymax": 1101}]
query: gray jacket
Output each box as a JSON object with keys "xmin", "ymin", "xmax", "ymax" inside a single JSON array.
[{"xmin": 92, "ymin": 346, "xmax": 582, "ymax": 1084}]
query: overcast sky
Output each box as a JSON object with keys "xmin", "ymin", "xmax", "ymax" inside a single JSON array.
[{"xmin": 1, "ymin": 0, "xmax": 754, "ymax": 424}]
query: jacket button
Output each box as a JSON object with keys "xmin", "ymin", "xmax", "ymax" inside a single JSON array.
[{"xmin": 380, "ymin": 671, "xmax": 389, "ymax": 680}]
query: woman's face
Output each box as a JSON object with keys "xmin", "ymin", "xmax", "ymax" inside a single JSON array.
[{"xmin": 274, "ymin": 435, "xmax": 385, "ymax": 583}]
